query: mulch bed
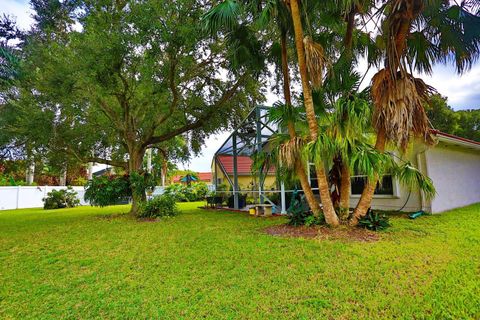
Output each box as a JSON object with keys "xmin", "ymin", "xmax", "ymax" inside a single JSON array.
[{"xmin": 264, "ymin": 224, "xmax": 380, "ymax": 242}]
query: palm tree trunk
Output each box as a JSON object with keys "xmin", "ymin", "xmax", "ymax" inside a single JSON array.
[
  {"xmin": 350, "ymin": 3, "xmax": 420, "ymax": 225},
  {"xmin": 280, "ymin": 30, "xmax": 322, "ymax": 217},
  {"xmin": 344, "ymin": 5, "xmax": 356, "ymax": 54},
  {"xmin": 289, "ymin": 0, "xmax": 339, "ymax": 226},
  {"xmin": 280, "ymin": 31, "xmax": 292, "ymax": 106},
  {"xmin": 349, "ymin": 130, "xmax": 386, "ymax": 225}
]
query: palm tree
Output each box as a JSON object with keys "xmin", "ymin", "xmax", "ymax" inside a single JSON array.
[
  {"xmin": 350, "ymin": 0, "xmax": 480, "ymax": 225},
  {"xmin": 204, "ymin": 0, "xmax": 326, "ymax": 217},
  {"xmin": 287, "ymin": 0, "xmax": 340, "ymax": 226}
]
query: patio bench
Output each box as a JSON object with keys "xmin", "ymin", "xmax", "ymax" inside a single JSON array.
[{"xmin": 254, "ymin": 204, "xmax": 273, "ymax": 217}]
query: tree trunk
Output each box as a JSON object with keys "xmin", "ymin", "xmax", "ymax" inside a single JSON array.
[
  {"xmin": 280, "ymin": 30, "xmax": 322, "ymax": 216},
  {"xmin": 350, "ymin": 130, "xmax": 386, "ymax": 225},
  {"xmin": 329, "ymin": 156, "xmax": 342, "ymax": 209},
  {"xmin": 128, "ymin": 146, "xmax": 146, "ymax": 216},
  {"xmin": 338, "ymin": 161, "xmax": 351, "ymax": 221},
  {"xmin": 280, "ymin": 31, "xmax": 291, "ymax": 106},
  {"xmin": 344, "ymin": 6, "xmax": 356, "ymax": 54},
  {"xmin": 289, "ymin": 0, "xmax": 339, "ymax": 226},
  {"xmin": 161, "ymin": 161, "xmax": 167, "ymax": 187}
]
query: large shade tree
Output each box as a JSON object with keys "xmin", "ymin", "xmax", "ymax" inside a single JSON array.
[{"xmin": 5, "ymin": 0, "xmax": 266, "ymax": 214}]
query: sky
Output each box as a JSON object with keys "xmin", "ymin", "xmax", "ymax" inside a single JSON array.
[{"xmin": 3, "ymin": 0, "xmax": 480, "ymax": 172}]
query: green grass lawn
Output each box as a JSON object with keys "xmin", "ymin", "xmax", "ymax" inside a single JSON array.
[{"xmin": 1, "ymin": 202, "xmax": 479, "ymax": 319}]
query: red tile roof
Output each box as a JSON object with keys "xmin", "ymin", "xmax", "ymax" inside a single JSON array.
[
  {"xmin": 198, "ymin": 172, "xmax": 212, "ymax": 181},
  {"xmin": 217, "ymin": 155, "xmax": 274, "ymax": 175}
]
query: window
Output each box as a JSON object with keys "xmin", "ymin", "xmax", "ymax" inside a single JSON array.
[
  {"xmin": 351, "ymin": 175, "xmax": 394, "ymax": 196},
  {"xmin": 216, "ymin": 178, "xmax": 223, "ymax": 185},
  {"xmin": 307, "ymin": 163, "xmax": 395, "ymax": 197}
]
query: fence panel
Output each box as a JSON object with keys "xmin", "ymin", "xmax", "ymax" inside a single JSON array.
[{"xmin": 0, "ymin": 184, "xmax": 215, "ymax": 210}]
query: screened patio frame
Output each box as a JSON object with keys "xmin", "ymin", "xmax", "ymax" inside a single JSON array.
[{"xmin": 212, "ymin": 105, "xmax": 287, "ymax": 213}]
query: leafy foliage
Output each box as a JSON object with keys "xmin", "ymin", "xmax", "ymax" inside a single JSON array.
[
  {"xmin": 393, "ymin": 161, "xmax": 436, "ymax": 200},
  {"xmin": 129, "ymin": 172, "xmax": 156, "ymax": 198},
  {"xmin": 286, "ymin": 194, "xmax": 324, "ymax": 226},
  {"xmin": 137, "ymin": 194, "xmax": 178, "ymax": 219},
  {"xmin": 43, "ymin": 187, "xmax": 79, "ymax": 210},
  {"xmin": 84, "ymin": 175, "xmax": 131, "ymax": 207},
  {"xmin": 163, "ymin": 182, "xmax": 209, "ymax": 202},
  {"xmin": 358, "ymin": 209, "xmax": 391, "ymax": 231},
  {"xmin": 426, "ymin": 94, "xmax": 480, "ymax": 142}
]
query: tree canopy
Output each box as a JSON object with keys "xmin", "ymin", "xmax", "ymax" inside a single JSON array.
[{"xmin": 426, "ymin": 94, "xmax": 480, "ymax": 142}]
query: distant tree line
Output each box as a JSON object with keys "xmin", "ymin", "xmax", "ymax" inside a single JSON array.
[{"xmin": 426, "ymin": 94, "xmax": 480, "ymax": 142}]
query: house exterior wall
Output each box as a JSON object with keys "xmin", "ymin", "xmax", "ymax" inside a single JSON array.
[
  {"xmin": 425, "ymin": 142, "xmax": 480, "ymax": 213},
  {"xmin": 212, "ymin": 162, "xmax": 276, "ymax": 191}
]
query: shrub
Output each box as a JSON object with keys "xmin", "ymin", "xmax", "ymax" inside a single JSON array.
[
  {"xmin": 137, "ymin": 194, "xmax": 178, "ymax": 219},
  {"xmin": 129, "ymin": 172, "xmax": 156, "ymax": 198},
  {"xmin": 43, "ymin": 187, "xmax": 80, "ymax": 209},
  {"xmin": 192, "ymin": 182, "xmax": 209, "ymax": 199},
  {"xmin": 358, "ymin": 209, "xmax": 391, "ymax": 231},
  {"xmin": 71, "ymin": 177, "xmax": 87, "ymax": 186},
  {"xmin": 164, "ymin": 182, "xmax": 209, "ymax": 202},
  {"xmin": 84, "ymin": 175, "xmax": 131, "ymax": 206},
  {"xmin": 286, "ymin": 194, "xmax": 325, "ymax": 226}
]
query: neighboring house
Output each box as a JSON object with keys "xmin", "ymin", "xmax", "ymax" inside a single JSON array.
[
  {"xmin": 93, "ymin": 167, "xmax": 115, "ymax": 177},
  {"xmin": 212, "ymin": 155, "xmax": 276, "ymax": 191},
  {"xmin": 360, "ymin": 130, "xmax": 480, "ymax": 213},
  {"xmin": 172, "ymin": 172, "xmax": 212, "ymax": 184}
]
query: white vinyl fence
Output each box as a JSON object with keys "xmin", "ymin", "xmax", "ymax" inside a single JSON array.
[
  {"xmin": 0, "ymin": 184, "xmax": 216, "ymax": 210},
  {"xmin": 0, "ymin": 186, "xmax": 88, "ymax": 210}
]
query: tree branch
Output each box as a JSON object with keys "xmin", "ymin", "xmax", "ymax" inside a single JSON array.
[
  {"xmin": 143, "ymin": 73, "xmax": 247, "ymax": 148},
  {"xmin": 64, "ymin": 146, "xmax": 127, "ymax": 169}
]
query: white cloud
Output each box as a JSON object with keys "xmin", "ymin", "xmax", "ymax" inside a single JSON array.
[
  {"xmin": 1, "ymin": 0, "xmax": 34, "ymax": 30},
  {"xmin": 177, "ymin": 132, "xmax": 231, "ymax": 172},
  {"xmin": 423, "ymin": 64, "xmax": 480, "ymax": 110}
]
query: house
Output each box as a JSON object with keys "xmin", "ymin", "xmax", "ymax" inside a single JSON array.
[
  {"xmin": 212, "ymin": 106, "xmax": 480, "ymax": 213},
  {"xmin": 212, "ymin": 155, "xmax": 276, "ymax": 190},
  {"xmin": 359, "ymin": 130, "xmax": 480, "ymax": 213}
]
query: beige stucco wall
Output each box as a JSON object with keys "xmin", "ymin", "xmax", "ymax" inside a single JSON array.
[
  {"xmin": 425, "ymin": 142, "xmax": 480, "ymax": 213},
  {"xmin": 212, "ymin": 162, "xmax": 276, "ymax": 192}
]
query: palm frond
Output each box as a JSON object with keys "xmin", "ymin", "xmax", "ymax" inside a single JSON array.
[
  {"xmin": 202, "ymin": 0, "xmax": 241, "ymax": 34},
  {"xmin": 394, "ymin": 161, "xmax": 436, "ymax": 200},
  {"xmin": 303, "ymin": 36, "xmax": 328, "ymax": 90},
  {"xmin": 349, "ymin": 144, "xmax": 394, "ymax": 180},
  {"xmin": 267, "ymin": 101, "xmax": 305, "ymax": 127},
  {"xmin": 304, "ymin": 131, "xmax": 338, "ymax": 169}
]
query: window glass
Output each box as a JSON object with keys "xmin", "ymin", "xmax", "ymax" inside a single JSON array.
[{"xmin": 351, "ymin": 175, "xmax": 394, "ymax": 195}]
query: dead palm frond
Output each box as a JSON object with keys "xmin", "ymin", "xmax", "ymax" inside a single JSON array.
[
  {"xmin": 278, "ymin": 136, "xmax": 304, "ymax": 169},
  {"xmin": 371, "ymin": 68, "xmax": 435, "ymax": 151},
  {"xmin": 303, "ymin": 36, "xmax": 328, "ymax": 89}
]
